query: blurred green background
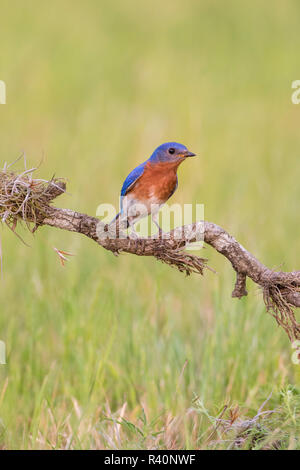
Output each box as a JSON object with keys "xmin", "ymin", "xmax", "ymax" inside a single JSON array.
[{"xmin": 0, "ymin": 0, "xmax": 299, "ymax": 449}]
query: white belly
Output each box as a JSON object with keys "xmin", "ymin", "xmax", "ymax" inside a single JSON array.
[{"xmin": 121, "ymin": 194, "xmax": 162, "ymax": 222}]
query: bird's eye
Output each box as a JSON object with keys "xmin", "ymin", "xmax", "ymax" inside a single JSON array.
[{"xmin": 168, "ymin": 148, "xmax": 175, "ymax": 154}]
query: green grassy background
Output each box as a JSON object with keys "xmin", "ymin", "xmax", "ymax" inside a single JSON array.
[{"xmin": 0, "ymin": 0, "xmax": 299, "ymax": 449}]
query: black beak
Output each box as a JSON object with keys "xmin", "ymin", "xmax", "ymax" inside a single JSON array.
[{"xmin": 184, "ymin": 150, "xmax": 196, "ymax": 157}]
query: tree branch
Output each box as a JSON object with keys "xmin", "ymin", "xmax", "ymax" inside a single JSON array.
[{"xmin": 1, "ymin": 171, "xmax": 299, "ymax": 344}]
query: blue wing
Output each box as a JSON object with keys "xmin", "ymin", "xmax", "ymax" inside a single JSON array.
[
  {"xmin": 111, "ymin": 161, "xmax": 147, "ymax": 224},
  {"xmin": 121, "ymin": 161, "xmax": 146, "ymax": 197}
]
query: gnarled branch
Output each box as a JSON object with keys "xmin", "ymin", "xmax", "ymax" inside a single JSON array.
[{"xmin": 1, "ymin": 170, "xmax": 300, "ymax": 345}]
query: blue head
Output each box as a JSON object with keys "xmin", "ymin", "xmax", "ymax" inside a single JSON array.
[{"xmin": 149, "ymin": 142, "xmax": 196, "ymax": 163}]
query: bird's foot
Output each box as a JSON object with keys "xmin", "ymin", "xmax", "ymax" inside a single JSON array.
[{"xmin": 128, "ymin": 227, "xmax": 139, "ymax": 239}]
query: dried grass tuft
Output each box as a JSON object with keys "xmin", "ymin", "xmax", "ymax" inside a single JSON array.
[
  {"xmin": 0, "ymin": 162, "xmax": 65, "ymax": 235},
  {"xmin": 263, "ymin": 281, "xmax": 300, "ymax": 342},
  {"xmin": 153, "ymin": 240, "xmax": 208, "ymax": 276}
]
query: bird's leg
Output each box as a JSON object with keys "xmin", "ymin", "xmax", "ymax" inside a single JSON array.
[
  {"xmin": 152, "ymin": 212, "xmax": 164, "ymax": 238},
  {"xmin": 129, "ymin": 226, "xmax": 139, "ymax": 239},
  {"xmin": 127, "ymin": 218, "xmax": 139, "ymax": 239}
]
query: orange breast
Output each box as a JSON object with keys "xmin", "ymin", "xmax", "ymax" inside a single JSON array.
[{"xmin": 131, "ymin": 160, "xmax": 180, "ymax": 204}]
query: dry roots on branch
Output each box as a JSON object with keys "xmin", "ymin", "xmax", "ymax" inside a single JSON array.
[
  {"xmin": 0, "ymin": 165, "xmax": 299, "ymax": 346},
  {"xmin": 0, "ymin": 165, "xmax": 65, "ymax": 233}
]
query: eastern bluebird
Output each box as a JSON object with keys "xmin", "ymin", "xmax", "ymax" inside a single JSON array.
[{"xmin": 113, "ymin": 142, "xmax": 196, "ymax": 235}]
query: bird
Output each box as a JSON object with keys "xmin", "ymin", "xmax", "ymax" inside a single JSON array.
[{"xmin": 112, "ymin": 142, "xmax": 196, "ymax": 236}]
